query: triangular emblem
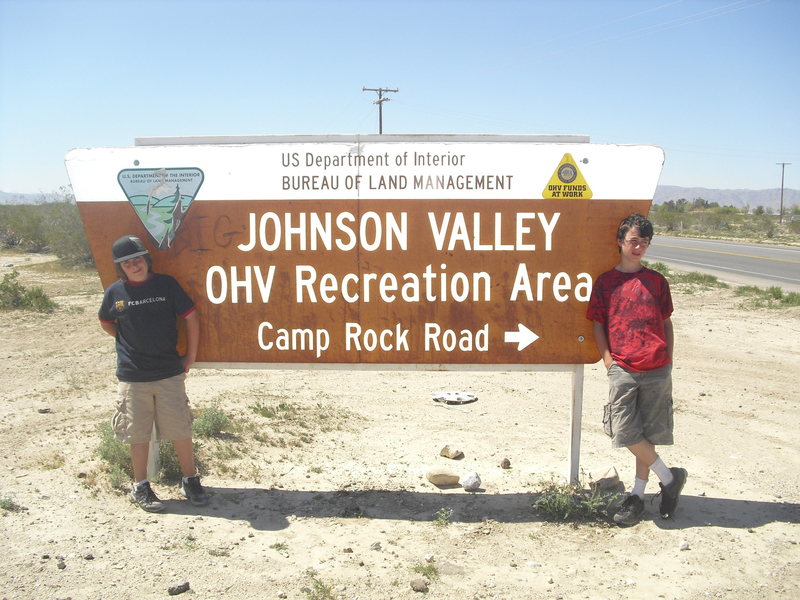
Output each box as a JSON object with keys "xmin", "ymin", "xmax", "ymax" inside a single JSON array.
[
  {"xmin": 117, "ymin": 168, "xmax": 204, "ymax": 249},
  {"xmin": 542, "ymin": 153, "xmax": 592, "ymax": 199}
]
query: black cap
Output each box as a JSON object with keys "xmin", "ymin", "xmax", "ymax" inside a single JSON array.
[{"xmin": 112, "ymin": 235, "xmax": 149, "ymax": 263}]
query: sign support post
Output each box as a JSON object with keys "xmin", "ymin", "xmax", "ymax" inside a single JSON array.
[{"xmin": 569, "ymin": 364, "xmax": 585, "ymax": 483}]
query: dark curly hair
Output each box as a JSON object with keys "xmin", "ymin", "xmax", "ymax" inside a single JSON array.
[{"xmin": 616, "ymin": 213, "xmax": 653, "ymax": 251}]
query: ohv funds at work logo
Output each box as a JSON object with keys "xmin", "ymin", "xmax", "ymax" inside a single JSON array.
[{"xmin": 117, "ymin": 168, "xmax": 204, "ymax": 249}]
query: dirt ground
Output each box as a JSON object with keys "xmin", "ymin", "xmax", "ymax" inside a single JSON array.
[{"xmin": 1, "ymin": 253, "xmax": 798, "ymax": 600}]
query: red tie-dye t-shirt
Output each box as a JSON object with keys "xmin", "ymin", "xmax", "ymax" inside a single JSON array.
[{"xmin": 586, "ymin": 267, "xmax": 673, "ymax": 373}]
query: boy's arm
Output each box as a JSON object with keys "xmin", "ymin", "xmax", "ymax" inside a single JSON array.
[
  {"xmin": 664, "ymin": 317, "xmax": 674, "ymax": 358},
  {"xmin": 592, "ymin": 320, "xmax": 613, "ymax": 369},
  {"xmin": 100, "ymin": 319, "xmax": 117, "ymax": 337},
  {"xmin": 181, "ymin": 309, "xmax": 199, "ymax": 372}
]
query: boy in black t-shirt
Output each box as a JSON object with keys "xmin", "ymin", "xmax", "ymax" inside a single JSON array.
[{"xmin": 99, "ymin": 235, "xmax": 208, "ymax": 512}]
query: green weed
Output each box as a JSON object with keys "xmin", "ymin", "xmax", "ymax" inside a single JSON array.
[
  {"xmin": 412, "ymin": 562, "xmax": 439, "ymax": 580},
  {"xmin": 250, "ymin": 400, "xmax": 300, "ymax": 420},
  {"xmin": 735, "ymin": 285, "xmax": 800, "ymax": 309},
  {"xmin": 192, "ymin": 405, "xmax": 231, "ymax": 438},
  {"xmin": 270, "ymin": 542, "xmax": 288, "ymax": 554},
  {"xmin": 0, "ymin": 270, "xmax": 57, "ymax": 312},
  {"xmin": 0, "ymin": 494, "xmax": 25, "ymax": 512},
  {"xmin": 433, "ymin": 506, "xmax": 453, "ymax": 527},
  {"xmin": 533, "ymin": 478, "xmax": 617, "ymax": 523},
  {"xmin": 96, "ymin": 422, "xmax": 133, "ymax": 484},
  {"xmin": 645, "ymin": 261, "xmax": 728, "ymax": 290},
  {"xmin": 303, "ymin": 575, "xmax": 335, "ymax": 600}
]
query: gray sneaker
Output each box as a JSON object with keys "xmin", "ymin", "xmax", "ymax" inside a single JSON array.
[
  {"xmin": 658, "ymin": 467, "xmax": 688, "ymax": 519},
  {"xmin": 130, "ymin": 481, "xmax": 164, "ymax": 512},
  {"xmin": 613, "ymin": 494, "xmax": 644, "ymax": 526},
  {"xmin": 180, "ymin": 476, "xmax": 209, "ymax": 507}
]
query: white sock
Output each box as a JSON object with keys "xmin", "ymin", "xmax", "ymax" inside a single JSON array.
[
  {"xmin": 650, "ymin": 457, "xmax": 674, "ymax": 485},
  {"xmin": 134, "ymin": 479, "xmax": 148, "ymax": 488},
  {"xmin": 631, "ymin": 477, "xmax": 648, "ymax": 499}
]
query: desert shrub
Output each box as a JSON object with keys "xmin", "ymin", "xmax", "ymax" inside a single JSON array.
[
  {"xmin": 42, "ymin": 200, "xmax": 94, "ymax": 266},
  {"xmin": 192, "ymin": 405, "xmax": 231, "ymax": 438},
  {"xmin": 96, "ymin": 421, "xmax": 202, "ymax": 486},
  {"xmin": 96, "ymin": 422, "xmax": 133, "ymax": 486},
  {"xmin": 0, "ymin": 493, "xmax": 25, "ymax": 512},
  {"xmin": 0, "ymin": 204, "xmax": 48, "ymax": 251},
  {"xmin": 0, "ymin": 192, "xmax": 93, "ymax": 266},
  {"xmin": 156, "ymin": 441, "xmax": 183, "ymax": 483},
  {"xmin": 735, "ymin": 285, "xmax": 800, "ymax": 309},
  {"xmin": 0, "ymin": 270, "xmax": 57, "ymax": 312},
  {"xmin": 533, "ymin": 478, "xmax": 617, "ymax": 522},
  {"xmin": 651, "ymin": 211, "xmax": 683, "ymax": 232}
]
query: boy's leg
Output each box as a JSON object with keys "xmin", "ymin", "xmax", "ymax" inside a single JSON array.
[
  {"xmin": 151, "ymin": 375, "xmax": 208, "ymax": 506},
  {"xmin": 130, "ymin": 442, "xmax": 150, "ymax": 482},
  {"xmin": 627, "ymin": 439, "xmax": 658, "ymax": 479},
  {"xmin": 613, "ymin": 440, "xmax": 656, "ymax": 526},
  {"xmin": 172, "ymin": 437, "xmax": 197, "ymax": 477},
  {"xmin": 129, "ymin": 442, "xmax": 164, "ymax": 512},
  {"xmin": 173, "ymin": 437, "xmax": 209, "ymax": 506}
]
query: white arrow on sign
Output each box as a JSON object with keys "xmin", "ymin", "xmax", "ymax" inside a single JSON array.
[{"xmin": 504, "ymin": 324, "xmax": 540, "ymax": 351}]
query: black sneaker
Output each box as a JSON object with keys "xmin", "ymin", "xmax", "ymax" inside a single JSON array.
[
  {"xmin": 613, "ymin": 494, "xmax": 644, "ymax": 526},
  {"xmin": 658, "ymin": 467, "xmax": 688, "ymax": 519},
  {"xmin": 181, "ymin": 475, "xmax": 209, "ymax": 507},
  {"xmin": 130, "ymin": 481, "xmax": 164, "ymax": 512}
]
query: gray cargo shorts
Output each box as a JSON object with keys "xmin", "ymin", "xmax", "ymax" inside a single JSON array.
[{"xmin": 603, "ymin": 362, "xmax": 674, "ymax": 448}]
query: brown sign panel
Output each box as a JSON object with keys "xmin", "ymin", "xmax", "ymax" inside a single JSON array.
[{"xmin": 67, "ymin": 136, "xmax": 662, "ymax": 367}]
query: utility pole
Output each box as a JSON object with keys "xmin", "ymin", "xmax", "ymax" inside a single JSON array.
[
  {"xmin": 777, "ymin": 162, "xmax": 791, "ymax": 224},
  {"xmin": 363, "ymin": 87, "xmax": 398, "ymax": 134}
]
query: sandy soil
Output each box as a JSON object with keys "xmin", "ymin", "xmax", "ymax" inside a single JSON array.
[{"xmin": 1, "ymin": 253, "xmax": 798, "ymax": 600}]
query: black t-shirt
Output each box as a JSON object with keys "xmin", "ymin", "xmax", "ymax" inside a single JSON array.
[{"xmin": 99, "ymin": 273, "xmax": 195, "ymax": 382}]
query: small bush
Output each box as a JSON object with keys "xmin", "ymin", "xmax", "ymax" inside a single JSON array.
[
  {"xmin": 0, "ymin": 494, "xmax": 26, "ymax": 512},
  {"xmin": 412, "ymin": 562, "xmax": 439, "ymax": 580},
  {"xmin": 645, "ymin": 261, "xmax": 728, "ymax": 290},
  {"xmin": 96, "ymin": 422, "xmax": 133, "ymax": 486},
  {"xmin": 303, "ymin": 576, "xmax": 335, "ymax": 600},
  {"xmin": 192, "ymin": 405, "xmax": 231, "ymax": 438},
  {"xmin": 533, "ymin": 478, "xmax": 618, "ymax": 523},
  {"xmin": 0, "ymin": 192, "xmax": 93, "ymax": 266},
  {"xmin": 433, "ymin": 506, "xmax": 453, "ymax": 527},
  {"xmin": 156, "ymin": 441, "xmax": 183, "ymax": 483},
  {"xmin": 735, "ymin": 285, "xmax": 800, "ymax": 309},
  {"xmin": 0, "ymin": 270, "xmax": 57, "ymax": 312},
  {"xmin": 250, "ymin": 400, "xmax": 299, "ymax": 420}
]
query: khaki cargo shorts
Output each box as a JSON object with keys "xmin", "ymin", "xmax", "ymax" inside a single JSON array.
[
  {"xmin": 603, "ymin": 362, "xmax": 674, "ymax": 448},
  {"xmin": 112, "ymin": 374, "xmax": 193, "ymax": 444}
]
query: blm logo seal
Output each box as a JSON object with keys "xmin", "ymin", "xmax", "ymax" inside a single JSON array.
[{"xmin": 117, "ymin": 168, "xmax": 204, "ymax": 249}]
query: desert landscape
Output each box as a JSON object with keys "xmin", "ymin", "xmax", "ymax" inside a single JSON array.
[{"xmin": 1, "ymin": 252, "xmax": 798, "ymax": 600}]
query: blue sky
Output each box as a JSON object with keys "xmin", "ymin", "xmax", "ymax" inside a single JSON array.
[{"xmin": 1, "ymin": 0, "xmax": 797, "ymax": 194}]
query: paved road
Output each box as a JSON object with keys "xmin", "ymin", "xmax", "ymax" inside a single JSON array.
[{"xmin": 647, "ymin": 236, "xmax": 800, "ymax": 293}]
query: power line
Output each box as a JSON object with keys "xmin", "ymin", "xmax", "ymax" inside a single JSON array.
[
  {"xmin": 777, "ymin": 162, "xmax": 792, "ymax": 224},
  {"xmin": 362, "ymin": 87, "xmax": 398, "ymax": 134}
]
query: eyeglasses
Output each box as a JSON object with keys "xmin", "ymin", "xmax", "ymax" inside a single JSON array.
[{"xmin": 623, "ymin": 237, "xmax": 650, "ymax": 247}]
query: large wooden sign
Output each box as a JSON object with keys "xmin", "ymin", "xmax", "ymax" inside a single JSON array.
[{"xmin": 65, "ymin": 135, "xmax": 663, "ymax": 368}]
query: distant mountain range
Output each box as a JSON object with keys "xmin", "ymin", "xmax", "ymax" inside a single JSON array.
[
  {"xmin": 654, "ymin": 186, "xmax": 800, "ymax": 212},
  {"xmin": 2, "ymin": 186, "xmax": 798, "ymax": 211}
]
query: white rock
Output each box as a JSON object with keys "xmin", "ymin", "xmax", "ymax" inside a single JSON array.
[
  {"xmin": 679, "ymin": 540, "xmax": 690, "ymax": 551},
  {"xmin": 460, "ymin": 471, "xmax": 481, "ymax": 491}
]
